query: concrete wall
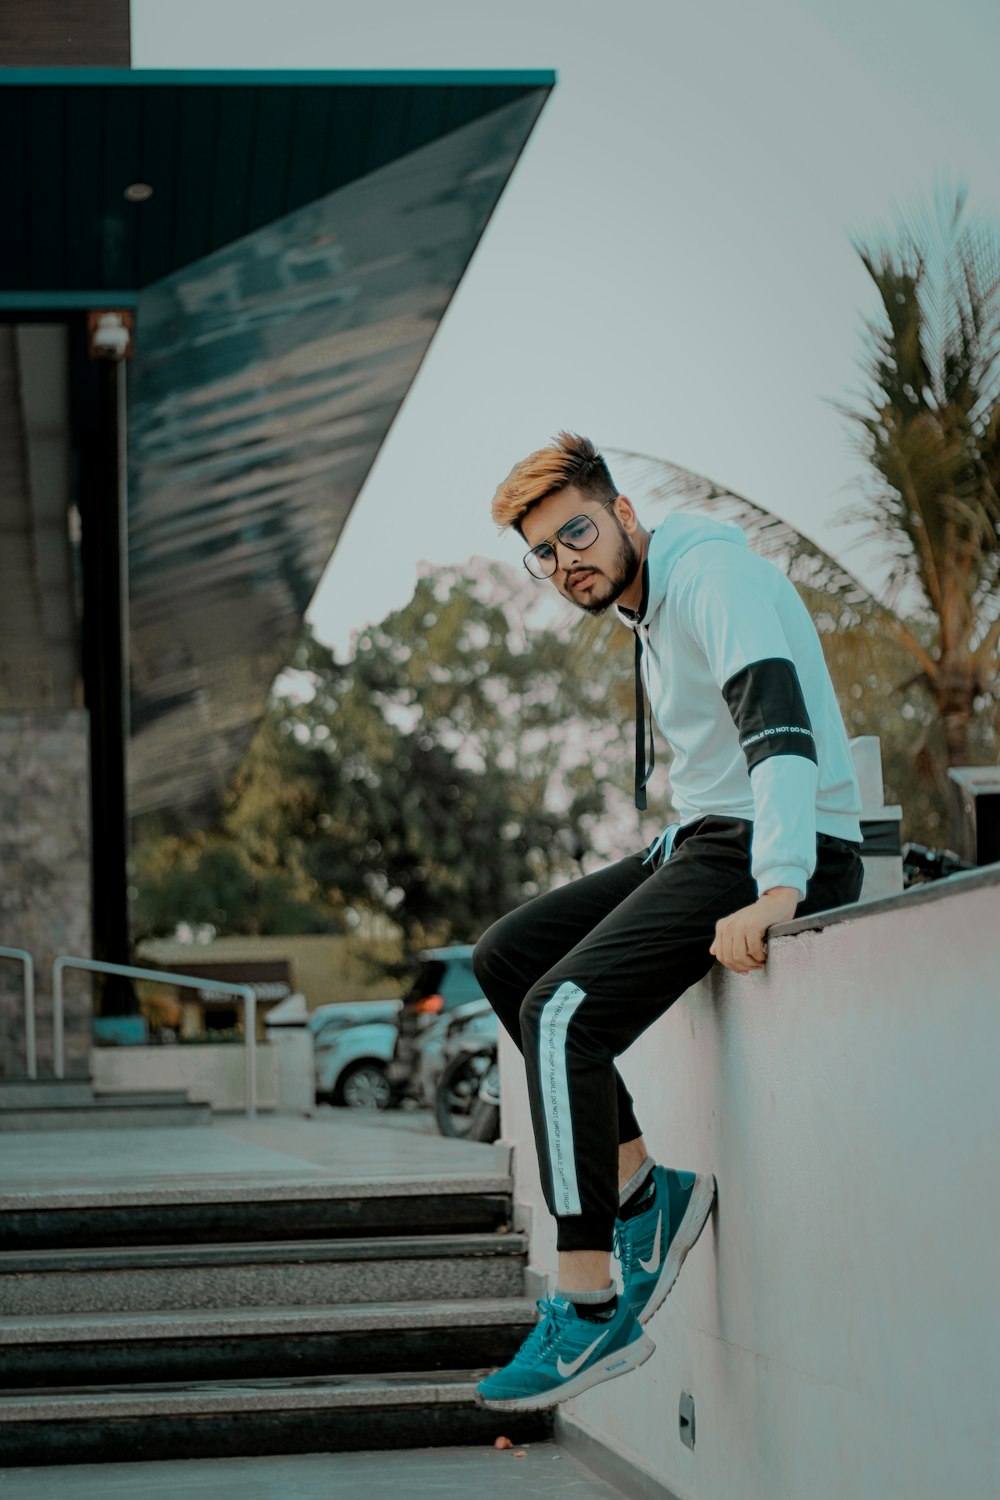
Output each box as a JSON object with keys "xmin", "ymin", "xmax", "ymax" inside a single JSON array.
[
  {"xmin": 0, "ymin": 710, "xmax": 92, "ymax": 1077},
  {"xmin": 499, "ymin": 866, "xmax": 1000, "ymax": 1500},
  {"xmin": 91, "ymin": 1041, "xmax": 279, "ymax": 1112},
  {"xmin": 2, "ymin": 0, "xmax": 130, "ymax": 67}
]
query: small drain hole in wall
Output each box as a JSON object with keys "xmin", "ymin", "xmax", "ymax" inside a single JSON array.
[{"xmin": 679, "ymin": 1391, "xmax": 695, "ymax": 1451}]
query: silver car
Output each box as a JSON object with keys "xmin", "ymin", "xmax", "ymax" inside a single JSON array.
[{"xmin": 310, "ymin": 999, "xmax": 402, "ymax": 1109}]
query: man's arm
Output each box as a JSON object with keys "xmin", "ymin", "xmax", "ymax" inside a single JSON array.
[
  {"xmin": 676, "ymin": 564, "xmax": 819, "ymax": 972},
  {"xmin": 709, "ymin": 885, "xmax": 799, "ymax": 974}
]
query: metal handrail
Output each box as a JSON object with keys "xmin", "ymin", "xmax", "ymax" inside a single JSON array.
[
  {"xmin": 0, "ymin": 946, "xmax": 36, "ymax": 1078},
  {"xmin": 52, "ymin": 956, "xmax": 258, "ymax": 1118}
]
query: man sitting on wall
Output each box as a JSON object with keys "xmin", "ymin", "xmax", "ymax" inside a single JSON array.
[{"xmin": 473, "ymin": 433, "xmax": 864, "ymax": 1411}]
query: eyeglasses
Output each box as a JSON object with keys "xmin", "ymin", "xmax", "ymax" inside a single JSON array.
[{"xmin": 522, "ymin": 496, "xmax": 618, "ymax": 580}]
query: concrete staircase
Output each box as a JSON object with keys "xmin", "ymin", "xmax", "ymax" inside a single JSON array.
[
  {"xmin": 0, "ymin": 1169, "xmax": 548, "ymax": 1466},
  {"xmin": 0, "ymin": 1077, "xmax": 212, "ymax": 1130}
]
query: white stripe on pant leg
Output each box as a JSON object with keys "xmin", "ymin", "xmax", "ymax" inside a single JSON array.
[{"xmin": 538, "ymin": 981, "xmax": 588, "ymax": 1216}]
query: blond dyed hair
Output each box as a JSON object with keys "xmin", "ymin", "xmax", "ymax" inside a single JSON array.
[{"xmin": 491, "ymin": 432, "xmax": 617, "ymax": 533}]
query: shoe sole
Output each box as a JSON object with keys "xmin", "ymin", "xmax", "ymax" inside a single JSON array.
[
  {"xmin": 638, "ymin": 1171, "xmax": 716, "ymax": 1326},
  {"xmin": 474, "ymin": 1328, "xmax": 656, "ymax": 1412}
]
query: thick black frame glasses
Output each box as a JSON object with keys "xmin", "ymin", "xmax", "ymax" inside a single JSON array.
[{"xmin": 522, "ymin": 496, "xmax": 618, "ymax": 580}]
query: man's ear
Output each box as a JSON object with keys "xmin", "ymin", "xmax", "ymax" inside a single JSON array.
[{"xmin": 614, "ymin": 495, "xmax": 639, "ymax": 532}]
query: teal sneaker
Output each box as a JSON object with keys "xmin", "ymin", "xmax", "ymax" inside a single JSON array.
[
  {"xmin": 614, "ymin": 1165, "xmax": 716, "ymax": 1325},
  {"xmin": 474, "ymin": 1294, "xmax": 654, "ymax": 1411}
]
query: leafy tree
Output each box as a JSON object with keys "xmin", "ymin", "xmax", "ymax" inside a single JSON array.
[
  {"xmin": 132, "ymin": 563, "xmax": 661, "ymax": 948},
  {"xmin": 132, "ymin": 709, "xmax": 347, "ymax": 940},
  {"xmin": 274, "ymin": 562, "xmax": 669, "ymax": 942},
  {"xmin": 131, "ymin": 824, "xmax": 335, "ymax": 940}
]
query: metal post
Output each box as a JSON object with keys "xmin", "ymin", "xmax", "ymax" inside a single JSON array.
[
  {"xmin": 79, "ymin": 318, "xmax": 135, "ymax": 1016},
  {"xmin": 52, "ymin": 961, "xmax": 65, "ymax": 1079},
  {"xmin": 0, "ymin": 947, "xmax": 36, "ymax": 1079},
  {"xmin": 53, "ymin": 956, "xmax": 258, "ymax": 1117}
]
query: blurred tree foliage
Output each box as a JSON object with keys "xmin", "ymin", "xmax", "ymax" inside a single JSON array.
[
  {"xmin": 135, "ymin": 192, "xmax": 999, "ymax": 947},
  {"xmin": 132, "ymin": 724, "xmax": 344, "ymax": 940},
  {"xmin": 132, "ymin": 563, "xmax": 660, "ymax": 950}
]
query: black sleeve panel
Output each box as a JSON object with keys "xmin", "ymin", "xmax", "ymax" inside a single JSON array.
[{"xmin": 721, "ymin": 657, "xmax": 818, "ymax": 771}]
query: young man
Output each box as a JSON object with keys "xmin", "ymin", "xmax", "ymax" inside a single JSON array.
[{"xmin": 473, "ymin": 433, "xmax": 864, "ymax": 1412}]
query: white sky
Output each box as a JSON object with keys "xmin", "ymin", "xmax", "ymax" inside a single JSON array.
[{"xmin": 133, "ymin": 0, "xmax": 1000, "ymax": 655}]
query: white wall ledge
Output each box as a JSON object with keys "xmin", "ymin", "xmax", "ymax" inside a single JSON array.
[
  {"xmin": 773, "ymin": 859, "xmax": 1000, "ymax": 939},
  {"xmin": 500, "ymin": 856, "xmax": 998, "ymax": 1500}
]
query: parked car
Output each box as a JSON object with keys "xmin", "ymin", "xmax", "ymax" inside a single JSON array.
[
  {"xmin": 310, "ymin": 999, "xmax": 402, "ymax": 1110},
  {"xmin": 386, "ymin": 945, "xmax": 486, "ymax": 1105}
]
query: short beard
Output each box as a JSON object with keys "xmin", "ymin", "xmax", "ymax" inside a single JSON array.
[{"xmin": 575, "ymin": 527, "xmax": 641, "ymax": 616}]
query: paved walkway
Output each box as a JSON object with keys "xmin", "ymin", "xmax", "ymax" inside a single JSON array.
[
  {"xmin": 0, "ymin": 1442, "xmax": 630, "ymax": 1499},
  {"xmin": 1, "ymin": 1109, "xmax": 630, "ymax": 1498},
  {"xmin": 0, "ymin": 1105, "xmax": 506, "ymax": 1204}
]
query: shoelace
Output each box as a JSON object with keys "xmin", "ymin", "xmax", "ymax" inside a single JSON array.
[
  {"xmin": 515, "ymin": 1298, "xmax": 568, "ymax": 1365},
  {"xmin": 613, "ymin": 1222, "xmax": 633, "ymax": 1275}
]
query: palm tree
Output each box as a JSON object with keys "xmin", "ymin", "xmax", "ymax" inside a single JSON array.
[
  {"xmin": 841, "ymin": 188, "xmax": 1000, "ymax": 765},
  {"xmin": 601, "ymin": 190, "xmax": 999, "ymax": 841}
]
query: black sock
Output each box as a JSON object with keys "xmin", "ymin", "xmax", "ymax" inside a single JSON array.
[
  {"xmin": 559, "ymin": 1284, "xmax": 618, "ymax": 1322},
  {"xmin": 569, "ymin": 1290, "xmax": 618, "ymax": 1322},
  {"xmin": 620, "ymin": 1173, "xmax": 657, "ymax": 1221}
]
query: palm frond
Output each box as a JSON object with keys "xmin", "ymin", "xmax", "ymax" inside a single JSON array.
[
  {"xmin": 605, "ymin": 448, "xmax": 941, "ymax": 684},
  {"xmin": 608, "ymin": 446, "xmax": 874, "ymax": 612},
  {"xmin": 841, "ymin": 190, "xmax": 1000, "ymax": 635}
]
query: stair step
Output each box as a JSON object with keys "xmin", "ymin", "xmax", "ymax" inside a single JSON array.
[
  {"xmin": 1, "ymin": 1230, "xmax": 529, "ymax": 1273},
  {"xmin": 0, "ymin": 1297, "xmax": 539, "ymax": 1387},
  {"xmin": 1, "ymin": 1295, "xmax": 540, "ymax": 1343},
  {"xmin": 0, "ymin": 1372, "xmax": 553, "ymax": 1466},
  {"xmin": 0, "ymin": 1079, "xmax": 95, "ymax": 1108},
  {"xmin": 91, "ymin": 1089, "xmax": 196, "ymax": 1104},
  {"xmin": 0, "ymin": 1121, "xmax": 532, "ymax": 1467},
  {"xmin": 0, "ymin": 1179, "xmax": 514, "ymax": 1250},
  {"xmin": 0, "ymin": 1101, "xmax": 212, "ymax": 1130},
  {"xmin": 0, "ymin": 1369, "xmax": 486, "ymax": 1420},
  {"xmin": 0, "ymin": 1232, "xmax": 529, "ymax": 1315}
]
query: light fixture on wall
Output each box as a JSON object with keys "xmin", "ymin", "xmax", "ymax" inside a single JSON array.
[{"xmin": 87, "ymin": 310, "xmax": 134, "ymax": 361}]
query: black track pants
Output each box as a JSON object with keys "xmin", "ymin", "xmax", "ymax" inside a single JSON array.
[{"xmin": 473, "ymin": 815, "xmax": 864, "ymax": 1252}]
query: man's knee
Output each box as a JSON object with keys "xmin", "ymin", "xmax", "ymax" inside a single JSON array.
[
  {"xmin": 520, "ymin": 978, "xmax": 617, "ymax": 1065},
  {"xmin": 519, "ymin": 977, "xmax": 578, "ymax": 1047},
  {"xmin": 517, "ymin": 987, "xmax": 539, "ymax": 1042},
  {"xmin": 472, "ymin": 922, "xmax": 502, "ymax": 995}
]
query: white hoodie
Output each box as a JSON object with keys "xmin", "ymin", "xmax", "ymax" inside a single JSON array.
[{"xmin": 617, "ymin": 514, "xmax": 863, "ymax": 897}]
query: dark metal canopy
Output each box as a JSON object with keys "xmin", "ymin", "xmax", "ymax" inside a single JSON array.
[
  {"xmin": 0, "ymin": 68, "xmax": 552, "ymax": 302},
  {"xmin": 0, "ymin": 68, "xmax": 552, "ymax": 830}
]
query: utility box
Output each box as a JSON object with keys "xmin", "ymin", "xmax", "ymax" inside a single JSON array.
[
  {"xmin": 849, "ymin": 736, "xmax": 904, "ymax": 901},
  {"xmin": 946, "ymin": 767, "xmax": 1000, "ymax": 867},
  {"xmin": 263, "ymin": 993, "xmax": 315, "ymax": 1116}
]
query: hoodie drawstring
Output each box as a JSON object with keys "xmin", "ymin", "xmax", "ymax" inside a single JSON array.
[{"xmin": 633, "ymin": 630, "xmax": 655, "ymax": 810}]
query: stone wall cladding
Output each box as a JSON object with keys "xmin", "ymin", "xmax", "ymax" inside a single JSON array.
[{"xmin": 0, "ymin": 710, "xmax": 92, "ymax": 1077}]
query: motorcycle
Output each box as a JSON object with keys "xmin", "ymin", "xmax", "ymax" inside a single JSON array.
[
  {"xmin": 902, "ymin": 842, "xmax": 976, "ymax": 885},
  {"xmin": 434, "ymin": 1005, "xmax": 500, "ymax": 1142}
]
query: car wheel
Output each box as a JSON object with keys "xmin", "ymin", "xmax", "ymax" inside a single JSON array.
[{"xmin": 338, "ymin": 1061, "xmax": 392, "ymax": 1110}]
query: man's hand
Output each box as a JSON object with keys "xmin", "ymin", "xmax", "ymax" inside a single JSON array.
[{"xmin": 709, "ymin": 887, "xmax": 800, "ymax": 974}]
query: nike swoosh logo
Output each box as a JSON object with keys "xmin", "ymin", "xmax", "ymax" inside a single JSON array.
[
  {"xmin": 556, "ymin": 1328, "xmax": 611, "ymax": 1378},
  {"xmin": 638, "ymin": 1210, "xmax": 663, "ymax": 1274}
]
